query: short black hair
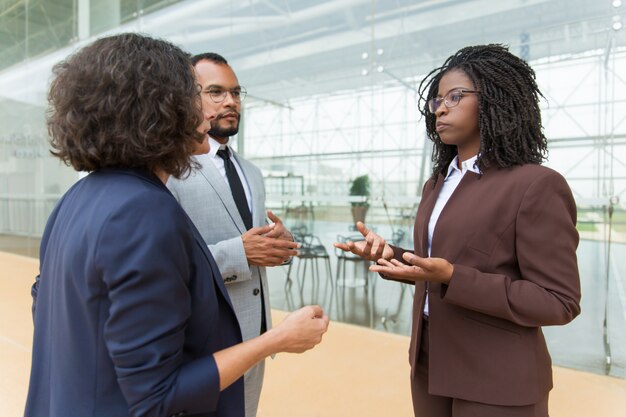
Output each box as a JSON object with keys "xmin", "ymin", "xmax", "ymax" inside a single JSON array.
[
  {"xmin": 47, "ymin": 33, "xmax": 203, "ymax": 178},
  {"xmin": 418, "ymin": 44, "xmax": 548, "ymax": 180},
  {"xmin": 191, "ymin": 52, "xmax": 228, "ymax": 66}
]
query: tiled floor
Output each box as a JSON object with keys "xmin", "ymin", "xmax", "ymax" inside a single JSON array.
[
  {"xmin": 3, "ymin": 251, "xmax": 626, "ymax": 417},
  {"xmin": 3, "ymin": 222, "xmax": 626, "ymax": 379}
]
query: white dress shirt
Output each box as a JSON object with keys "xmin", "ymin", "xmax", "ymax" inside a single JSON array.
[
  {"xmin": 424, "ymin": 154, "xmax": 480, "ymax": 315},
  {"xmin": 196, "ymin": 136, "xmax": 253, "ymax": 213}
]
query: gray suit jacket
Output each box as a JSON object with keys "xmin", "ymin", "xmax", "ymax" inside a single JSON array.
[{"xmin": 167, "ymin": 150, "xmax": 272, "ymax": 342}]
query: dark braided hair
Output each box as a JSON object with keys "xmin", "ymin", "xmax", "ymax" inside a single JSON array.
[{"xmin": 417, "ymin": 44, "xmax": 548, "ymax": 180}]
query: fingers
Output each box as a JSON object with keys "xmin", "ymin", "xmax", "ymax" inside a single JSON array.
[
  {"xmin": 359, "ymin": 225, "xmax": 377, "ymax": 255},
  {"xmin": 278, "ymin": 306, "xmax": 329, "ymax": 353},
  {"xmin": 245, "ymin": 224, "xmax": 275, "ymax": 236},
  {"xmin": 333, "ymin": 242, "xmax": 350, "ymax": 251},
  {"xmin": 356, "ymin": 221, "xmax": 370, "ymax": 238},
  {"xmin": 247, "ymin": 233, "xmax": 300, "ymax": 249},
  {"xmin": 370, "ymin": 238, "xmax": 380, "ymax": 256},
  {"xmin": 371, "ymin": 257, "xmax": 402, "ymax": 270},
  {"xmin": 370, "ymin": 238, "xmax": 387, "ymax": 260},
  {"xmin": 333, "ymin": 241, "xmax": 366, "ymax": 259},
  {"xmin": 291, "ymin": 305, "xmax": 325, "ymax": 321},
  {"xmin": 347, "ymin": 240, "xmax": 371, "ymax": 259},
  {"xmin": 243, "ymin": 232, "xmax": 300, "ymax": 251},
  {"xmin": 271, "ymin": 238, "xmax": 300, "ymax": 249},
  {"xmin": 400, "ymin": 255, "xmax": 453, "ymax": 283},
  {"xmin": 263, "ymin": 211, "xmax": 289, "ymax": 239},
  {"xmin": 308, "ymin": 304, "xmax": 324, "ymax": 318},
  {"xmin": 256, "ymin": 249, "xmax": 298, "ymax": 263},
  {"xmin": 402, "ymin": 252, "xmax": 427, "ymax": 267},
  {"xmin": 256, "ymin": 257, "xmax": 292, "ymax": 267},
  {"xmin": 245, "ymin": 235, "xmax": 301, "ymax": 266},
  {"xmin": 370, "ymin": 258, "xmax": 391, "ymax": 273},
  {"xmin": 266, "ymin": 210, "xmax": 282, "ymax": 224},
  {"xmin": 376, "ymin": 258, "xmax": 394, "ymax": 267},
  {"xmin": 369, "ymin": 262, "xmax": 408, "ymax": 277},
  {"xmin": 390, "ymin": 258, "xmax": 406, "ymax": 267},
  {"xmin": 355, "ymin": 222, "xmax": 388, "ymax": 261},
  {"xmin": 263, "ymin": 228, "xmax": 283, "ymax": 239},
  {"xmin": 369, "ymin": 265, "xmax": 383, "ymax": 273}
]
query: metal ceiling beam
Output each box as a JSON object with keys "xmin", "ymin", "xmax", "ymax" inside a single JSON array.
[
  {"xmin": 0, "ymin": 0, "xmax": 622, "ymax": 107},
  {"xmin": 0, "ymin": 0, "xmax": 26, "ymax": 19},
  {"xmin": 167, "ymin": 0, "xmax": 370, "ymax": 44},
  {"xmin": 231, "ymin": 0, "xmax": 551, "ymax": 71}
]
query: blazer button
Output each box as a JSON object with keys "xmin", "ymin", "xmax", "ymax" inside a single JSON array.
[{"xmin": 253, "ymin": 288, "xmax": 260, "ymax": 296}]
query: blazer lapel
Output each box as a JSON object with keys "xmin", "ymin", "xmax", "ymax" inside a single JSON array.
[
  {"xmin": 432, "ymin": 170, "xmax": 482, "ymax": 263},
  {"xmin": 418, "ymin": 175, "xmax": 445, "ymax": 257},
  {"xmin": 195, "ymin": 156, "xmax": 247, "ymax": 234}
]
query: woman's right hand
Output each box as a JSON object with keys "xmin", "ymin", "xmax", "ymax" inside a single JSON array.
[
  {"xmin": 213, "ymin": 305, "xmax": 328, "ymax": 390},
  {"xmin": 333, "ymin": 221, "xmax": 394, "ymax": 262},
  {"xmin": 271, "ymin": 305, "xmax": 329, "ymax": 354}
]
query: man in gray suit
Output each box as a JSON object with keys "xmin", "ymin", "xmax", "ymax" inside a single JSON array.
[{"xmin": 167, "ymin": 53, "xmax": 299, "ymax": 417}]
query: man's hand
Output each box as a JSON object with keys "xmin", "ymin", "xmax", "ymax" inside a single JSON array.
[
  {"xmin": 242, "ymin": 224, "xmax": 300, "ymax": 266},
  {"xmin": 269, "ymin": 305, "xmax": 329, "ymax": 354},
  {"xmin": 333, "ymin": 221, "xmax": 394, "ymax": 262},
  {"xmin": 262, "ymin": 210, "xmax": 293, "ymax": 241},
  {"xmin": 369, "ymin": 252, "xmax": 453, "ymax": 284}
]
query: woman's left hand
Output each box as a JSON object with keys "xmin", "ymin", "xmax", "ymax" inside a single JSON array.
[{"xmin": 370, "ymin": 252, "xmax": 454, "ymax": 284}]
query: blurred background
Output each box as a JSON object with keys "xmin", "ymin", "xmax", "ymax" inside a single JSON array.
[{"xmin": 1, "ymin": 0, "xmax": 625, "ymax": 380}]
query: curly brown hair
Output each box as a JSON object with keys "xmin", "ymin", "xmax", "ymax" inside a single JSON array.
[{"xmin": 47, "ymin": 33, "xmax": 204, "ymax": 178}]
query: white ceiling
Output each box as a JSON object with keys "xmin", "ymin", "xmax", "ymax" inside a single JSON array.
[{"xmin": 1, "ymin": 0, "xmax": 625, "ymax": 106}]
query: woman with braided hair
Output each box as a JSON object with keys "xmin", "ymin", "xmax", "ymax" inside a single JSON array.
[{"xmin": 335, "ymin": 44, "xmax": 581, "ymax": 416}]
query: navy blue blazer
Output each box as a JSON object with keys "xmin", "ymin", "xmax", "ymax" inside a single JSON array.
[{"xmin": 25, "ymin": 168, "xmax": 244, "ymax": 417}]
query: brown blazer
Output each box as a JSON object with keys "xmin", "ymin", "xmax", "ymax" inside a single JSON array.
[{"xmin": 389, "ymin": 163, "xmax": 581, "ymax": 406}]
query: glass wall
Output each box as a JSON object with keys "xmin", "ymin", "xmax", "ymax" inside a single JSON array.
[
  {"xmin": 246, "ymin": 48, "xmax": 626, "ymax": 379},
  {"xmin": 1, "ymin": 0, "xmax": 625, "ymax": 378},
  {"xmin": 0, "ymin": 0, "xmax": 184, "ymax": 256}
]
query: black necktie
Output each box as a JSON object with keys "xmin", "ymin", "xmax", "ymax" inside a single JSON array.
[
  {"xmin": 217, "ymin": 147, "xmax": 266, "ymax": 333},
  {"xmin": 216, "ymin": 147, "xmax": 253, "ymax": 230}
]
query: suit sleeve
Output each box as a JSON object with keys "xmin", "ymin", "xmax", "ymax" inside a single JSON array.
[
  {"xmin": 208, "ymin": 237, "xmax": 253, "ymax": 283},
  {"xmin": 167, "ymin": 174, "xmax": 253, "ymax": 285},
  {"xmin": 96, "ymin": 193, "xmax": 221, "ymax": 417},
  {"xmin": 377, "ymin": 245, "xmax": 415, "ymax": 285},
  {"xmin": 441, "ymin": 171, "xmax": 581, "ymax": 327}
]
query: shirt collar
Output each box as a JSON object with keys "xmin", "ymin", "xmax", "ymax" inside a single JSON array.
[
  {"xmin": 445, "ymin": 154, "xmax": 480, "ymax": 179},
  {"xmin": 208, "ymin": 136, "xmax": 229, "ymax": 159}
]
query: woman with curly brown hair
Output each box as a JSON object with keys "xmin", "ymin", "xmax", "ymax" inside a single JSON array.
[
  {"xmin": 25, "ymin": 33, "xmax": 328, "ymax": 417},
  {"xmin": 335, "ymin": 44, "xmax": 581, "ymax": 417}
]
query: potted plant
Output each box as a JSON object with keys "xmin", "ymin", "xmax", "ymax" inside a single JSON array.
[{"xmin": 349, "ymin": 174, "xmax": 370, "ymax": 224}]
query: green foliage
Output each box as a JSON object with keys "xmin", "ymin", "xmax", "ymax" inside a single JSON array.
[{"xmin": 349, "ymin": 175, "xmax": 370, "ymax": 207}]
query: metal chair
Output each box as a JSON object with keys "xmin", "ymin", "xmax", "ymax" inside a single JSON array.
[
  {"xmin": 286, "ymin": 227, "xmax": 333, "ymax": 305},
  {"xmin": 334, "ymin": 234, "xmax": 372, "ymax": 290}
]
